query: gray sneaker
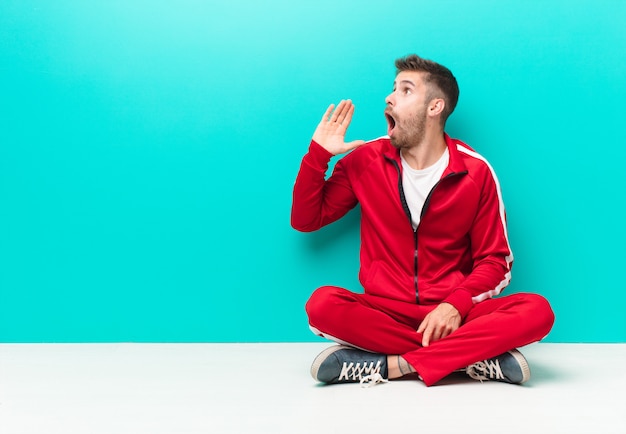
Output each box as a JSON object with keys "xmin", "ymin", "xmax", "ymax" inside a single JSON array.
[
  {"xmin": 465, "ymin": 349, "xmax": 530, "ymax": 384},
  {"xmin": 311, "ymin": 345, "xmax": 388, "ymax": 386}
]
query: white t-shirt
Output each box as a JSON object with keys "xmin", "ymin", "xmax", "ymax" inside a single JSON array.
[{"xmin": 401, "ymin": 148, "xmax": 450, "ymax": 229}]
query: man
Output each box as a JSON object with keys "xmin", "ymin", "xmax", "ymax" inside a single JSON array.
[{"xmin": 291, "ymin": 54, "xmax": 555, "ymax": 387}]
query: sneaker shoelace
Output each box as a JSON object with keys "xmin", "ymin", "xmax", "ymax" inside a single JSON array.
[
  {"xmin": 338, "ymin": 360, "xmax": 388, "ymax": 387},
  {"xmin": 466, "ymin": 358, "xmax": 504, "ymax": 382},
  {"xmin": 360, "ymin": 372, "xmax": 388, "ymax": 388}
]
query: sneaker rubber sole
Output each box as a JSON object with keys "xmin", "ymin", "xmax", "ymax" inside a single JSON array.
[
  {"xmin": 508, "ymin": 349, "xmax": 531, "ymax": 384},
  {"xmin": 310, "ymin": 345, "xmax": 347, "ymax": 381}
]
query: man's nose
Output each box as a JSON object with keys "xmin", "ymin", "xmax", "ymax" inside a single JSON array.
[{"xmin": 385, "ymin": 92, "xmax": 394, "ymax": 106}]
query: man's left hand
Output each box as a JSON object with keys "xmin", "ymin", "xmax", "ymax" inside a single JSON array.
[{"xmin": 417, "ymin": 303, "xmax": 461, "ymax": 347}]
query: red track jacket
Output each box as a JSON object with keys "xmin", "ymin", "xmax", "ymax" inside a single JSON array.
[{"xmin": 291, "ymin": 134, "xmax": 513, "ymax": 319}]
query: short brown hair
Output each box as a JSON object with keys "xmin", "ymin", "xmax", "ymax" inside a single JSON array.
[{"xmin": 395, "ymin": 54, "xmax": 459, "ymax": 125}]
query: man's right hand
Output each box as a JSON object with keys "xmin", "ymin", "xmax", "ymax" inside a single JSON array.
[{"xmin": 312, "ymin": 100, "xmax": 366, "ymax": 156}]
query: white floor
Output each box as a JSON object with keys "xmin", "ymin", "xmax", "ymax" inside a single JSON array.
[{"xmin": 0, "ymin": 343, "xmax": 625, "ymax": 434}]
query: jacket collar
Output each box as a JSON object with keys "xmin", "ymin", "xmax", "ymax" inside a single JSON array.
[
  {"xmin": 443, "ymin": 133, "xmax": 469, "ymax": 176},
  {"xmin": 383, "ymin": 133, "xmax": 469, "ymax": 176}
]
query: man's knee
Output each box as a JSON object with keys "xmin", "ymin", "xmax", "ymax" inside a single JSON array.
[
  {"xmin": 517, "ymin": 292, "xmax": 556, "ymax": 337},
  {"xmin": 305, "ymin": 286, "xmax": 351, "ymax": 326}
]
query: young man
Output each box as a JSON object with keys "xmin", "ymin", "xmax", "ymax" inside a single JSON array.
[{"xmin": 291, "ymin": 54, "xmax": 555, "ymax": 387}]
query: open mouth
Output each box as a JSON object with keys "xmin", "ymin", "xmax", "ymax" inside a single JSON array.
[{"xmin": 385, "ymin": 111, "xmax": 396, "ymax": 136}]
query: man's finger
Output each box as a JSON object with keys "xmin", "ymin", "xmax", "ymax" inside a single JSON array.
[
  {"xmin": 432, "ymin": 326, "xmax": 443, "ymax": 343},
  {"xmin": 416, "ymin": 320, "xmax": 425, "ymax": 334},
  {"xmin": 341, "ymin": 102, "xmax": 355, "ymax": 125},
  {"xmin": 421, "ymin": 323, "xmax": 432, "ymax": 347},
  {"xmin": 345, "ymin": 140, "xmax": 366, "ymax": 150},
  {"xmin": 320, "ymin": 104, "xmax": 335, "ymax": 123},
  {"xmin": 330, "ymin": 100, "xmax": 347, "ymax": 122},
  {"xmin": 339, "ymin": 100, "xmax": 357, "ymax": 124}
]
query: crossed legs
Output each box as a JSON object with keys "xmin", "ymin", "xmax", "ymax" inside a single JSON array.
[{"xmin": 306, "ymin": 286, "xmax": 555, "ymax": 386}]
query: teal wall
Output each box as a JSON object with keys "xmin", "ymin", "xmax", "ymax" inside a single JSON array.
[{"xmin": 1, "ymin": 1, "xmax": 625, "ymax": 342}]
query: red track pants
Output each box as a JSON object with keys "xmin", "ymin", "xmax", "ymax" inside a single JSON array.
[{"xmin": 306, "ymin": 286, "xmax": 555, "ymax": 386}]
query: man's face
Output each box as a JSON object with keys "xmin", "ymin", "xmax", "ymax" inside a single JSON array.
[{"xmin": 385, "ymin": 71, "xmax": 429, "ymax": 149}]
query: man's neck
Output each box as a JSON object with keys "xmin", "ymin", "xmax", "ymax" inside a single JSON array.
[{"xmin": 400, "ymin": 131, "xmax": 448, "ymax": 170}]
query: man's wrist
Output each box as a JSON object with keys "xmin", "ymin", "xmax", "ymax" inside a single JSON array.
[{"xmin": 443, "ymin": 290, "xmax": 473, "ymax": 319}]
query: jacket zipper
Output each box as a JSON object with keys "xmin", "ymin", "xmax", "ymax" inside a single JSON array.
[
  {"xmin": 387, "ymin": 156, "xmax": 467, "ymax": 303},
  {"xmin": 388, "ymin": 158, "xmax": 420, "ymax": 302}
]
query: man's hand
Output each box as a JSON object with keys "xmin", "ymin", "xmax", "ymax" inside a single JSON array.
[
  {"xmin": 417, "ymin": 303, "xmax": 461, "ymax": 347},
  {"xmin": 312, "ymin": 100, "xmax": 365, "ymax": 155}
]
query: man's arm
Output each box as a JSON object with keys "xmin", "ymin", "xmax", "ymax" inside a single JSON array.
[
  {"xmin": 418, "ymin": 162, "xmax": 513, "ymax": 347},
  {"xmin": 445, "ymin": 164, "xmax": 513, "ymax": 315},
  {"xmin": 291, "ymin": 100, "xmax": 365, "ymax": 232}
]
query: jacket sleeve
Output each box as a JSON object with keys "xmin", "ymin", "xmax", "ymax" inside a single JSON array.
[
  {"xmin": 291, "ymin": 140, "xmax": 359, "ymax": 232},
  {"xmin": 443, "ymin": 165, "xmax": 513, "ymax": 318}
]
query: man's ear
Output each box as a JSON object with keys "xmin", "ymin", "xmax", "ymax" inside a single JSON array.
[{"xmin": 428, "ymin": 98, "xmax": 445, "ymax": 118}]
